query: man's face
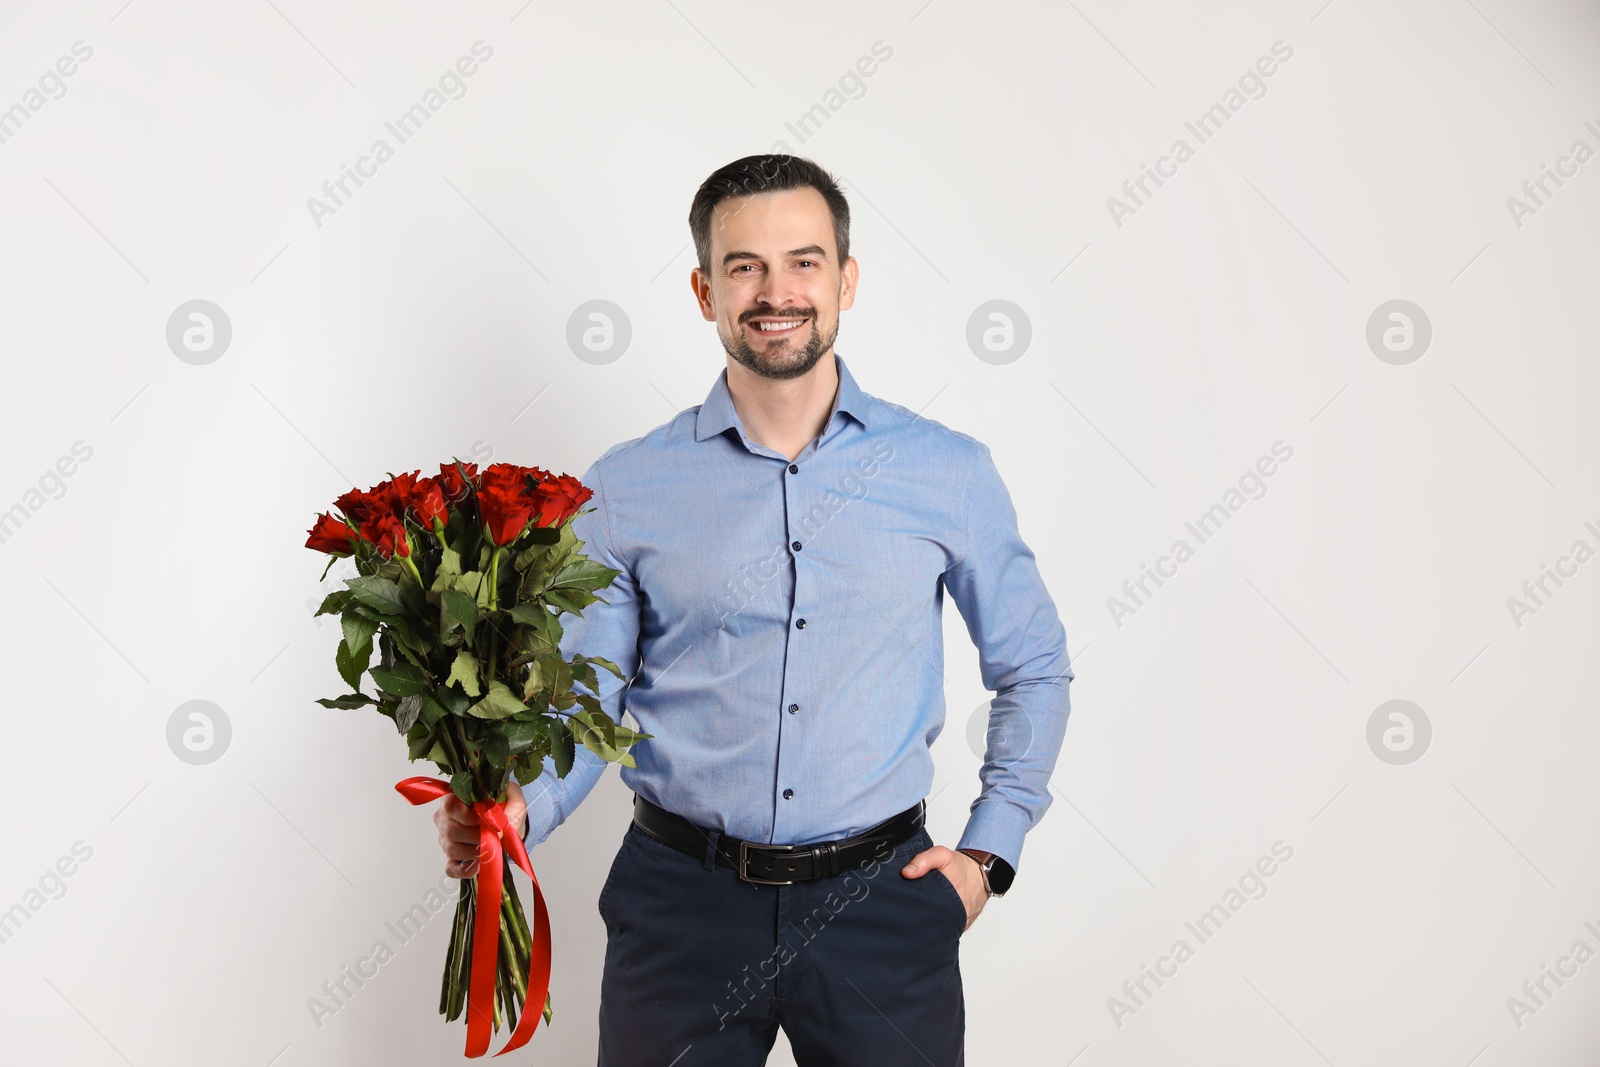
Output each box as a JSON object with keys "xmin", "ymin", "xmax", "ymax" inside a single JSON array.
[{"xmin": 691, "ymin": 186, "xmax": 857, "ymax": 381}]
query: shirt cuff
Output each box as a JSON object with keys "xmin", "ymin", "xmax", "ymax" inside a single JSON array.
[{"xmin": 956, "ymin": 798, "xmax": 1035, "ymax": 878}]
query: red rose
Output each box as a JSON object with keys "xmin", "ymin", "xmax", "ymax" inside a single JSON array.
[
  {"xmin": 477, "ymin": 464, "xmax": 537, "ymax": 546},
  {"xmin": 437, "ymin": 461, "xmax": 479, "ymax": 503},
  {"xmin": 361, "ymin": 512, "xmax": 412, "ymax": 560},
  {"xmin": 305, "ymin": 512, "xmax": 357, "ymax": 555},
  {"xmin": 382, "ymin": 472, "xmax": 419, "ymax": 516},
  {"xmin": 335, "ymin": 487, "xmax": 383, "ymax": 524},
  {"xmin": 408, "ymin": 477, "xmax": 448, "ymax": 530},
  {"xmin": 532, "ymin": 473, "xmax": 592, "ymax": 528}
]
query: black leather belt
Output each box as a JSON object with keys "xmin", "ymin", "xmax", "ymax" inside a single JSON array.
[{"xmin": 631, "ymin": 793, "xmax": 924, "ymax": 885}]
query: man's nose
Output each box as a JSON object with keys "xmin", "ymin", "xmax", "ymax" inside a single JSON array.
[{"xmin": 754, "ymin": 274, "xmax": 803, "ymax": 310}]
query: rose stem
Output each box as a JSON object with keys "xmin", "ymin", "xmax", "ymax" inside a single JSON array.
[
  {"xmin": 498, "ymin": 897, "xmax": 526, "ymax": 1012},
  {"xmin": 450, "ymin": 876, "xmax": 475, "ymax": 1022},
  {"xmin": 439, "ymin": 877, "xmax": 466, "ymax": 1016},
  {"xmin": 504, "ymin": 875, "xmax": 533, "ymax": 960}
]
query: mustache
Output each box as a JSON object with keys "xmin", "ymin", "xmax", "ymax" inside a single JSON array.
[{"xmin": 740, "ymin": 310, "xmax": 813, "ymax": 323}]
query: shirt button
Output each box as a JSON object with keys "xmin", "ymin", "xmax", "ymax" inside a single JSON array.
[
  {"xmin": 783, "ymin": 788, "xmax": 794, "ymax": 799},
  {"xmin": 795, "ymin": 618, "xmax": 806, "ymax": 629},
  {"xmin": 788, "ymin": 703, "xmax": 798, "ymax": 714},
  {"xmin": 788, "ymin": 464, "xmax": 799, "ymax": 474},
  {"xmin": 791, "ymin": 540, "xmax": 802, "ymax": 551}
]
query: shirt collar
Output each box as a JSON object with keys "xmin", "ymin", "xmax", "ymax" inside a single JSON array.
[{"xmin": 694, "ymin": 352, "xmax": 871, "ymax": 443}]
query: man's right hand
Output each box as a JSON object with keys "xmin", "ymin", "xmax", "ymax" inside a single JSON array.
[{"xmin": 435, "ymin": 783, "xmax": 529, "ymax": 879}]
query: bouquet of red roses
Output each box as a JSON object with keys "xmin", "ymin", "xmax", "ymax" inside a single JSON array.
[{"xmin": 306, "ymin": 461, "xmax": 648, "ymax": 1058}]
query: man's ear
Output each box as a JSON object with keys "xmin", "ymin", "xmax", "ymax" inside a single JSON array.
[
  {"xmin": 838, "ymin": 256, "xmax": 859, "ymax": 312},
  {"xmin": 690, "ymin": 267, "xmax": 716, "ymax": 322}
]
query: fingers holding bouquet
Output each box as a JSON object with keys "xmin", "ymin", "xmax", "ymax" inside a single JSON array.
[{"xmin": 438, "ymin": 781, "xmax": 528, "ymax": 878}]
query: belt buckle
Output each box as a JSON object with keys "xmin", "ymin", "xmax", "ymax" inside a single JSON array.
[{"xmin": 738, "ymin": 840, "xmax": 799, "ymax": 885}]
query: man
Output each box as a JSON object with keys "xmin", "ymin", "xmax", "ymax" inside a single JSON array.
[{"xmin": 436, "ymin": 154, "xmax": 1073, "ymax": 1065}]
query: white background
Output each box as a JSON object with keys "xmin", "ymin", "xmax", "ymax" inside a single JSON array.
[{"xmin": 1, "ymin": 1, "xmax": 1598, "ymax": 1064}]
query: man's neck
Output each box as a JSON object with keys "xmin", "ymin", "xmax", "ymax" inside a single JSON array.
[{"xmin": 726, "ymin": 352, "xmax": 840, "ymax": 463}]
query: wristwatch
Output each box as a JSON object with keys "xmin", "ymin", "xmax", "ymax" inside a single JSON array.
[{"xmin": 956, "ymin": 848, "xmax": 1015, "ymax": 897}]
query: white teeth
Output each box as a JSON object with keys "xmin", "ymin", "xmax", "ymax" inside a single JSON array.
[{"xmin": 754, "ymin": 319, "xmax": 805, "ymax": 331}]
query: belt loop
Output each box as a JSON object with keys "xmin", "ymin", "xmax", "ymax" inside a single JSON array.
[{"xmin": 703, "ymin": 829, "xmax": 720, "ymax": 872}]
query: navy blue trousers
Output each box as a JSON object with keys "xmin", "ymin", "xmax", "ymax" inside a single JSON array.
[{"xmin": 595, "ymin": 816, "xmax": 966, "ymax": 1065}]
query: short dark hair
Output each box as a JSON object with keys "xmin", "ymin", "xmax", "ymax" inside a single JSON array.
[{"xmin": 688, "ymin": 154, "xmax": 851, "ymax": 274}]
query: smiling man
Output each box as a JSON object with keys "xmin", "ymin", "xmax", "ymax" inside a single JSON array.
[{"xmin": 434, "ymin": 154, "xmax": 1074, "ymax": 1066}]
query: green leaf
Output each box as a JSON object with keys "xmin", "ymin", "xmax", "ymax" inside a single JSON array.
[
  {"xmin": 515, "ymin": 526, "xmax": 578, "ymax": 594},
  {"xmin": 315, "ymin": 590, "xmax": 353, "ymax": 617},
  {"xmin": 468, "ymin": 680, "xmax": 527, "ymax": 720},
  {"xmin": 450, "ymin": 771, "xmax": 476, "ymax": 805},
  {"xmin": 551, "ymin": 727, "xmax": 574, "ymax": 778},
  {"xmin": 585, "ymin": 655, "xmax": 624, "ymax": 680},
  {"xmin": 544, "ymin": 588, "xmax": 595, "ymax": 615},
  {"xmin": 451, "ymin": 571, "xmax": 488, "ymax": 608},
  {"xmin": 572, "ymin": 660, "xmax": 598, "ymax": 694},
  {"xmin": 506, "ymin": 603, "xmax": 550, "ymax": 628},
  {"xmin": 575, "ymin": 723, "xmax": 617, "ymax": 763},
  {"xmin": 419, "ymin": 692, "xmax": 450, "ymax": 727},
  {"xmin": 436, "ymin": 687, "xmax": 470, "ymax": 717},
  {"xmin": 523, "ymin": 525, "xmax": 562, "ymax": 546},
  {"xmin": 545, "ymin": 611, "xmax": 564, "ymax": 649},
  {"xmin": 484, "ymin": 731, "xmax": 511, "ymax": 769},
  {"xmin": 440, "ymin": 588, "xmax": 478, "ymax": 635},
  {"xmin": 347, "ymin": 602, "xmax": 401, "ymax": 626},
  {"xmin": 545, "ymin": 657, "xmax": 573, "ymax": 701},
  {"xmin": 380, "ymin": 619, "xmax": 430, "ymax": 665},
  {"xmin": 578, "ymin": 707, "xmax": 619, "ymax": 743},
  {"xmin": 396, "ymin": 694, "xmax": 424, "ymax": 732},
  {"xmin": 399, "ymin": 577, "xmax": 429, "ymax": 615},
  {"xmin": 549, "ymin": 557, "xmax": 622, "ymax": 594},
  {"xmin": 316, "ymin": 693, "xmax": 375, "ymax": 709},
  {"xmin": 446, "ymin": 650, "xmax": 481, "ymax": 698},
  {"xmin": 521, "ymin": 658, "xmax": 546, "ymax": 704},
  {"xmin": 515, "ymin": 757, "xmax": 545, "ymax": 785},
  {"xmin": 370, "ymin": 661, "xmax": 429, "ymax": 697},
  {"xmin": 511, "ymin": 603, "xmax": 564, "ymax": 660},
  {"xmin": 335, "ymin": 639, "xmax": 365, "ymax": 692},
  {"xmin": 347, "ymin": 575, "xmax": 407, "ymax": 615},
  {"xmin": 568, "ymin": 708, "xmax": 609, "ymax": 755},
  {"xmin": 569, "ymin": 707, "xmax": 650, "ymax": 767},
  {"xmin": 341, "ymin": 614, "xmax": 378, "ymax": 664},
  {"xmin": 502, "ymin": 718, "xmax": 540, "ymax": 755}
]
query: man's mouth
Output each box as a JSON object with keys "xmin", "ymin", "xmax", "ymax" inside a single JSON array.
[{"xmin": 746, "ymin": 316, "xmax": 809, "ymax": 336}]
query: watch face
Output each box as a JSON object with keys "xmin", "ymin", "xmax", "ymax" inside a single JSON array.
[{"xmin": 987, "ymin": 857, "xmax": 1016, "ymax": 895}]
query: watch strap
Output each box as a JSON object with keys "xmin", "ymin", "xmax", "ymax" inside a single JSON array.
[
  {"xmin": 957, "ymin": 848, "xmax": 998, "ymax": 896},
  {"xmin": 957, "ymin": 848, "xmax": 1014, "ymax": 896}
]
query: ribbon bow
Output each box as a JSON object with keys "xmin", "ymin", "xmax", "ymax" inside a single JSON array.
[{"xmin": 396, "ymin": 777, "xmax": 552, "ymax": 1058}]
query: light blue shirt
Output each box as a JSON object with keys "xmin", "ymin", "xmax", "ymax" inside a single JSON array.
[{"xmin": 520, "ymin": 352, "xmax": 1073, "ymax": 874}]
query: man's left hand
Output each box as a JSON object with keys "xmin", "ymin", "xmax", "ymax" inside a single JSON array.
[{"xmin": 901, "ymin": 846, "xmax": 987, "ymax": 933}]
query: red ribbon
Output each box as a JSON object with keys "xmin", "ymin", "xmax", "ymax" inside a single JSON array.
[{"xmin": 396, "ymin": 777, "xmax": 552, "ymax": 1058}]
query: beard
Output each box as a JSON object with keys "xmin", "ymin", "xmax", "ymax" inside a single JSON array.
[{"xmin": 721, "ymin": 311, "xmax": 836, "ymax": 381}]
